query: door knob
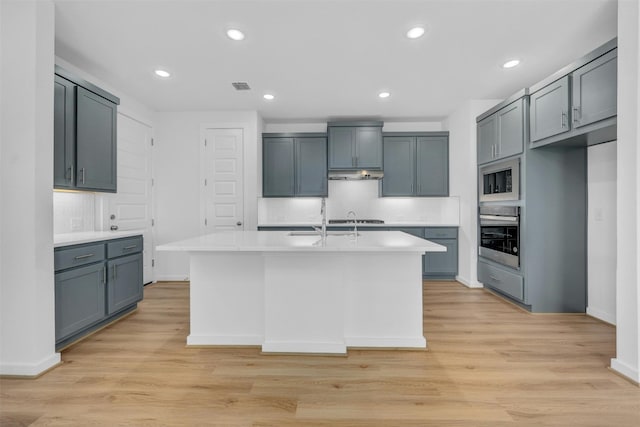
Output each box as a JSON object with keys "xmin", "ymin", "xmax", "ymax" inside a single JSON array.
[{"xmin": 236, "ymin": 221, "xmax": 242, "ymax": 226}]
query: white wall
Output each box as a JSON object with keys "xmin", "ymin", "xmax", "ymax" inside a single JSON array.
[
  {"xmin": 587, "ymin": 142, "xmax": 617, "ymax": 324},
  {"xmin": 53, "ymin": 192, "xmax": 97, "ymax": 234},
  {"xmin": 0, "ymin": 0, "xmax": 60, "ymax": 376},
  {"xmin": 154, "ymin": 111, "xmax": 261, "ymax": 280},
  {"xmin": 612, "ymin": 0, "xmax": 640, "ymax": 383},
  {"xmin": 444, "ymin": 99, "xmax": 501, "ymax": 288}
]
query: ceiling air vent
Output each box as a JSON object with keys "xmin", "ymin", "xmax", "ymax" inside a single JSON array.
[{"xmin": 232, "ymin": 82, "xmax": 251, "ymax": 90}]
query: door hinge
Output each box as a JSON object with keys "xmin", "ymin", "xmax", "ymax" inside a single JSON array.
[
  {"xmin": 204, "ymin": 178, "xmax": 207, "ymax": 186},
  {"xmin": 151, "ymin": 218, "xmax": 155, "ymax": 226},
  {"xmin": 151, "ymin": 138, "xmax": 154, "ymax": 146},
  {"xmin": 205, "ymin": 218, "xmax": 208, "ymax": 226},
  {"xmin": 204, "ymin": 139, "xmax": 207, "ymax": 147},
  {"xmin": 151, "ymin": 178, "xmax": 155, "ymax": 186},
  {"xmin": 152, "ymin": 259, "xmax": 155, "ymax": 267}
]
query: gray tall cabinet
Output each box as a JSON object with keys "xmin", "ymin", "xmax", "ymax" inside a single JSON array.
[
  {"xmin": 477, "ymin": 38, "xmax": 617, "ymax": 313},
  {"xmin": 54, "ymin": 66, "xmax": 119, "ymax": 193}
]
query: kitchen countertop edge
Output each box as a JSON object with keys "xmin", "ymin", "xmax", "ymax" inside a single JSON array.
[{"xmin": 54, "ymin": 230, "xmax": 145, "ymax": 248}]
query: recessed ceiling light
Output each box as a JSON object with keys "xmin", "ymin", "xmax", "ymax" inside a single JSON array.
[
  {"xmin": 154, "ymin": 69, "xmax": 171, "ymax": 78},
  {"xmin": 263, "ymin": 94, "xmax": 275, "ymax": 100},
  {"xmin": 406, "ymin": 27, "xmax": 425, "ymax": 39},
  {"xmin": 227, "ymin": 29, "xmax": 245, "ymax": 41},
  {"xmin": 503, "ymin": 59, "xmax": 521, "ymax": 69},
  {"xmin": 378, "ymin": 91, "xmax": 391, "ymax": 99}
]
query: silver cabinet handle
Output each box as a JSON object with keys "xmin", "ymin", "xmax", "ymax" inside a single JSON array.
[
  {"xmin": 123, "ymin": 245, "xmax": 137, "ymax": 250},
  {"xmin": 74, "ymin": 253, "xmax": 94, "ymax": 260},
  {"xmin": 561, "ymin": 112, "xmax": 567, "ymax": 128},
  {"xmin": 112, "ymin": 264, "xmax": 117, "ymax": 280},
  {"xmin": 67, "ymin": 164, "xmax": 74, "ymax": 183},
  {"xmin": 489, "ymin": 275, "xmax": 501, "ymax": 282},
  {"xmin": 103, "ymin": 267, "xmax": 106, "ymax": 284},
  {"xmin": 573, "ymin": 106, "xmax": 580, "ymax": 123},
  {"xmin": 495, "ymin": 144, "xmax": 500, "ymax": 156},
  {"xmin": 80, "ymin": 168, "xmax": 86, "ymax": 184}
]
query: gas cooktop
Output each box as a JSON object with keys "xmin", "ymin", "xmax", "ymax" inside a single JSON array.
[{"xmin": 328, "ymin": 219, "xmax": 385, "ymax": 224}]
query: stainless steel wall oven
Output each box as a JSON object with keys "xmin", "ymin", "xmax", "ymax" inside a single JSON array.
[
  {"xmin": 479, "ymin": 205, "xmax": 520, "ymax": 269},
  {"xmin": 479, "ymin": 158, "xmax": 520, "ymax": 202}
]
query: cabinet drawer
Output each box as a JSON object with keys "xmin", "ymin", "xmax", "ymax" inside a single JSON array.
[
  {"xmin": 107, "ymin": 236, "xmax": 143, "ymax": 258},
  {"xmin": 424, "ymin": 227, "xmax": 457, "ymax": 239},
  {"xmin": 478, "ymin": 260, "xmax": 524, "ymax": 301},
  {"xmin": 55, "ymin": 243, "xmax": 105, "ymax": 271}
]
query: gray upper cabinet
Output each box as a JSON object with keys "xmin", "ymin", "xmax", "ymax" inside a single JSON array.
[
  {"xmin": 382, "ymin": 132, "xmax": 449, "ymax": 197},
  {"xmin": 477, "ymin": 98, "xmax": 525, "ymax": 165},
  {"xmin": 54, "ymin": 75, "xmax": 76, "ymax": 189},
  {"xmin": 328, "ymin": 122, "xmax": 383, "ymax": 170},
  {"xmin": 262, "ymin": 134, "xmax": 327, "ymax": 197},
  {"xmin": 571, "ymin": 49, "xmax": 617, "ymax": 129},
  {"xmin": 263, "ymin": 137, "xmax": 295, "ymax": 197},
  {"xmin": 76, "ymin": 87, "xmax": 117, "ymax": 192},
  {"xmin": 54, "ymin": 66, "xmax": 120, "ymax": 193},
  {"xmin": 296, "ymin": 137, "xmax": 328, "ymax": 196},
  {"xmin": 416, "ymin": 136, "xmax": 448, "ymax": 196},
  {"xmin": 530, "ymin": 76, "xmax": 570, "ymax": 143},
  {"xmin": 528, "ymin": 42, "xmax": 617, "ymax": 147},
  {"xmin": 382, "ymin": 136, "xmax": 414, "ymax": 196}
]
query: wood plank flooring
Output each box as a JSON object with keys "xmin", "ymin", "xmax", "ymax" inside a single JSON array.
[{"xmin": 1, "ymin": 281, "xmax": 638, "ymax": 426}]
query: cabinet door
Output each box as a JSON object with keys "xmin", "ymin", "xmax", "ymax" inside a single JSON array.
[
  {"xmin": 107, "ymin": 253, "xmax": 143, "ymax": 315},
  {"xmin": 424, "ymin": 238, "xmax": 458, "ymax": 276},
  {"xmin": 76, "ymin": 87, "xmax": 117, "ymax": 192},
  {"xmin": 477, "ymin": 114, "xmax": 497, "ymax": 165},
  {"xmin": 497, "ymin": 99, "xmax": 524, "ymax": 159},
  {"xmin": 571, "ymin": 49, "xmax": 617, "ymax": 128},
  {"xmin": 328, "ymin": 127, "xmax": 355, "ymax": 169},
  {"xmin": 530, "ymin": 76, "xmax": 570, "ymax": 142},
  {"xmin": 54, "ymin": 76, "xmax": 76, "ymax": 189},
  {"xmin": 355, "ymin": 127, "xmax": 382, "ymax": 169},
  {"xmin": 296, "ymin": 137, "xmax": 327, "ymax": 196},
  {"xmin": 55, "ymin": 263, "xmax": 106, "ymax": 341},
  {"xmin": 416, "ymin": 136, "xmax": 448, "ymax": 197},
  {"xmin": 263, "ymin": 137, "xmax": 295, "ymax": 197},
  {"xmin": 382, "ymin": 136, "xmax": 415, "ymax": 196}
]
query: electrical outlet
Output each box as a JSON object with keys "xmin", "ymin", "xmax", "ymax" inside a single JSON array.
[{"xmin": 71, "ymin": 218, "xmax": 83, "ymax": 231}]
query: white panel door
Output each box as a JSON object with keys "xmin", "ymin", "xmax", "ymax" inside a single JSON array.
[
  {"xmin": 203, "ymin": 128, "xmax": 244, "ymax": 232},
  {"xmin": 107, "ymin": 114, "xmax": 154, "ymax": 284}
]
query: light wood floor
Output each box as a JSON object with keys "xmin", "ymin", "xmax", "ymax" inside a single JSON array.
[{"xmin": 1, "ymin": 281, "xmax": 638, "ymax": 426}]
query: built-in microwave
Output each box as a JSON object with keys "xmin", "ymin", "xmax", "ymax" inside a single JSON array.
[{"xmin": 479, "ymin": 158, "xmax": 520, "ymax": 202}]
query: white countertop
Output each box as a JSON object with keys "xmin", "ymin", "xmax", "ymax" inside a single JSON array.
[
  {"xmin": 258, "ymin": 222, "xmax": 459, "ymax": 228},
  {"xmin": 157, "ymin": 230, "xmax": 446, "ymax": 253},
  {"xmin": 54, "ymin": 230, "xmax": 144, "ymax": 248}
]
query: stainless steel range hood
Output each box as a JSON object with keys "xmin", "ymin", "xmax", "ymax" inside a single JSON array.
[{"xmin": 328, "ymin": 170, "xmax": 384, "ymax": 180}]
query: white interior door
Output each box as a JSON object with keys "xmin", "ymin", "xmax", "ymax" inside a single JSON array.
[
  {"xmin": 203, "ymin": 128, "xmax": 244, "ymax": 232},
  {"xmin": 107, "ymin": 114, "xmax": 154, "ymax": 284}
]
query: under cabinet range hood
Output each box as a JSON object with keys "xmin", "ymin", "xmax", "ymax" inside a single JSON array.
[{"xmin": 328, "ymin": 170, "xmax": 384, "ymax": 180}]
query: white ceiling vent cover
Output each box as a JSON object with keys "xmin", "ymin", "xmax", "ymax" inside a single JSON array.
[{"xmin": 232, "ymin": 82, "xmax": 251, "ymax": 90}]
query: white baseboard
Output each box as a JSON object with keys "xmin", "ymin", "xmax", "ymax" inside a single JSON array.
[
  {"xmin": 155, "ymin": 275, "xmax": 190, "ymax": 282},
  {"xmin": 187, "ymin": 334, "xmax": 263, "ymax": 346},
  {"xmin": 0, "ymin": 352, "xmax": 61, "ymax": 377},
  {"xmin": 455, "ymin": 275, "xmax": 484, "ymax": 288},
  {"xmin": 611, "ymin": 358, "xmax": 640, "ymax": 383},
  {"xmin": 346, "ymin": 336, "xmax": 427, "ymax": 349},
  {"xmin": 586, "ymin": 307, "xmax": 616, "ymax": 325},
  {"xmin": 262, "ymin": 340, "xmax": 347, "ymax": 354}
]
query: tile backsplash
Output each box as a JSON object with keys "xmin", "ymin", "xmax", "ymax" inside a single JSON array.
[
  {"xmin": 53, "ymin": 191, "xmax": 96, "ymax": 234},
  {"xmin": 258, "ymin": 181, "xmax": 460, "ymax": 225}
]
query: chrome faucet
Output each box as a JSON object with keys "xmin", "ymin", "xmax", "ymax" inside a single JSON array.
[
  {"xmin": 313, "ymin": 197, "xmax": 328, "ymax": 240},
  {"xmin": 347, "ymin": 210, "xmax": 357, "ymax": 239}
]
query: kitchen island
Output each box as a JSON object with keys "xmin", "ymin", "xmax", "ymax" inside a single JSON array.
[{"xmin": 157, "ymin": 230, "xmax": 445, "ymax": 354}]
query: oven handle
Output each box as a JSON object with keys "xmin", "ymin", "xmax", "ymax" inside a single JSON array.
[{"xmin": 479, "ymin": 215, "xmax": 518, "ymax": 223}]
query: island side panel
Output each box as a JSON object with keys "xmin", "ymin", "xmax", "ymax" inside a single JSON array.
[
  {"xmin": 187, "ymin": 252, "xmax": 265, "ymax": 346},
  {"xmin": 343, "ymin": 253, "xmax": 426, "ymax": 348},
  {"xmin": 262, "ymin": 253, "xmax": 347, "ymax": 354}
]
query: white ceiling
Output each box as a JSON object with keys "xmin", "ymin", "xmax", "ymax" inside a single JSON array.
[{"xmin": 53, "ymin": 0, "xmax": 618, "ymax": 122}]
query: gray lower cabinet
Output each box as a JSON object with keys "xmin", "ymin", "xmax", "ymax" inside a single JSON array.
[
  {"xmin": 262, "ymin": 134, "xmax": 327, "ymax": 197},
  {"xmin": 328, "ymin": 122, "xmax": 383, "ymax": 170},
  {"xmin": 477, "ymin": 98, "xmax": 525, "ymax": 164},
  {"xmin": 382, "ymin": 132, "xmax": 449, "ymax": 197},
  {"xmin": 55, "ymin": 263, "xmax": 106, "ymax": 341},
  {"xmin": 477, "ymin": 260, "xmax": 524, "ymax": 302},
  {"xmin": 54, "ymin": 236, "xmax": 143, "ymax": 349}
]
